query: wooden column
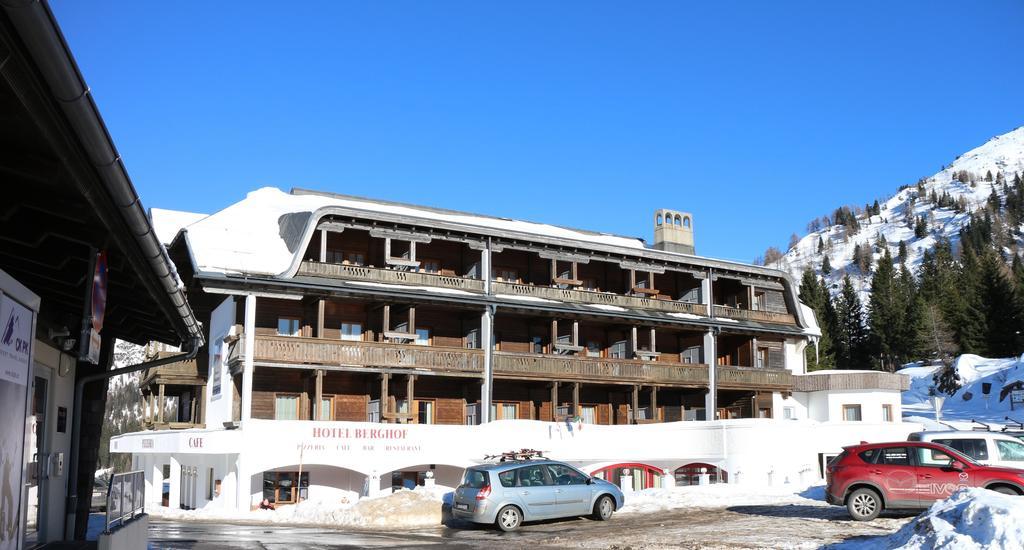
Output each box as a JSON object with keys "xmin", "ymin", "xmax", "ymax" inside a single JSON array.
[
  {"xmin": 317, "ymin": 299, "xmax": 325, "ymax": 338},
  {"xmin": 157, "ymin": 384, "xmax": 165, "ymax": 423},
  {"xmin": 651, "ymin": 386, "xmax": 659, "ymax": 422},
  {"xmin": 141, "ymin": 395, "xmax": 148, "ymax": 423},
  {"xmin": 572, "ymin": 382, "xmax": 580, "ymax": 416},
  {"xmin": 630, "ymin": 326, "xmax": 638, "ymax": 356},
  {"xmin": 550, "ymin": 319, "xmax": 558, "ymax": 351},
  {"xmin": 319, "ymin": 229, "xmax": 327, "ymax": 262},
  {"xmin": 190, "ymin": 394, "xmax": 197, "ymax": 424},
  {"xmin": 407, "ymin": 375, "xmax": 416, "ymax": 424},
  {"xmin": 649, "ymin": 328, "xmax": 657, "ymax": 353},
  {"xmin": 550, "ymin": 382, "xmax": 559, "ymax": 420},
  {"xmin": 631, "ymin": 385, "xmax": 639, "ymax": 424},
  {"xmin": 380, "ymin": 373, "xmax": 390, "ymax": 423},
  {"xmin": 572, "ymin": 320, "xmax": 579, "ymax": 347},
  {"xmin": 314, "ymin": 369, "xmax": 324, "ymax": 420}
]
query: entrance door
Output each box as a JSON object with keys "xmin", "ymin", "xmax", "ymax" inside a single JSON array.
[{"xmin": 26, "ymin": 371, "xmax": 49, "ymax": 545}]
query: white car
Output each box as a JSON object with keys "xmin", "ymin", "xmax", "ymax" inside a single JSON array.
[{"xmin": 909, "ymin": 430, "xmax": 1024, "ymax": 469}]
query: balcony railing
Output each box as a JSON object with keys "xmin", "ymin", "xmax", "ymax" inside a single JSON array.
[
  {"xmin": 493, "ymin": 351, "xmax": 709, "ymax": 386},
  {"xmin": 140, "ymin": 352, "xmax": 202, "ymax": 387},
  {"xmin": 492, "ymin": 281, "xmax": 708, "ymax": 316},
  {"xmin": 247, "ymin": 334, "xmax": 484, "ymax": 375},
  {"xmin": 297, "ymin": 260, "xmax": 485, "ymax": 292},
  {"xmin": 241, "ymin": 334, "xmax": 793, "ymax": 390},
  {"xmin": 713, "ymin": 305, "xmax": 796, "ymax": 325},
  {"xmin": 716, "ymin": 365, "xmax": 793, "ymax": 390}
]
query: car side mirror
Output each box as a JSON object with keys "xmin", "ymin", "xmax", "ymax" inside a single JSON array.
[
  {"xmin": 586, "ymin": 477, "xmax": 594, "ymax": 485},
  {"xmin": 950, "ymin": 460, "xmax": 966, "ymax": 472}
]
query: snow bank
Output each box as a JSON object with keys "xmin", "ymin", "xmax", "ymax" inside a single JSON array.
[
  {"xmin": 149, "ymin": 485, "xmax": 453, "ymax": 530},
  {"xmin": 900, "ymin": 354, "xmax": 1024, "ymax": 425},
  {"xmin": 849, "ymin": 488, "xmax": 1024, "ymax": 550},
  {"xmin": 620, "ymin": 483, "xmax": 825, "ymax": 515}
]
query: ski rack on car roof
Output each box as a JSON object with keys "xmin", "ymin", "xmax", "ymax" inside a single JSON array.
[
  {"xmin": 971, "ymin": 419, "xmax": 993, "ymax": 431},
  {"xmin": 484, "ymin": 449, "xmax": 548, "ymax": 462},
  {"xmin": 1004, "ymin": 416, "xmax": 1024, "ymax": 432}
]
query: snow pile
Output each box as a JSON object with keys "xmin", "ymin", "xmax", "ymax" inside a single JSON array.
[
  {"xmin": 900, "ymin": 354, "xmax": 1024, "ymax": 425},
  {"xmin": 620, "ymin": 483, "xmax": 824, "ymax": 515},
  {"xmin": 856, "ymin": 488, "xmax": 1024, "ymax": 550},
  {"xmin": 150, "ymin": 485, "xmax": 453, "ymax": 529},
  {"xmin": 773, "ymin": 126, "xmax": 1024, "ymax": 301}
]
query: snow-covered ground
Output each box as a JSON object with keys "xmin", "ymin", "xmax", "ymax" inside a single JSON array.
[
  {"xmin": 834, "ymin": 488, "xmax": 1024, "ymax": 550},
  {"xmin": 620, "ymin": 482, "xmax": 824, "ymax": 515},
  {"xmin": 150, "ymin": 485, "xmax": 454, "ymax": 529},
  {"xmin": 900, "ymin": 353, "xmax": 1024, "ymax": 427}
]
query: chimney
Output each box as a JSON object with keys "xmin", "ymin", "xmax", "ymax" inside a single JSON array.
[{"xmin": 652, "ymin": 209, "xmax": 695, "ymax": 255}]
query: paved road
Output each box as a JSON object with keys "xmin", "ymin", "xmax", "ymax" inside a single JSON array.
[{"xmin": 147, "ymin": 504, "xmax": 914, "ymax": 550}]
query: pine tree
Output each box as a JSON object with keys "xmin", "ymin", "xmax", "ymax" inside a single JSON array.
[
  {"xmin": 834, "ymin": 275, "xmax": 868, "ymax": 369},
  {"xmin": 821, "ymin": 255, "xmax": 832, "ymax": 275},
  {"xmin": 977, "ymin": 250, "xmax": 1024, "ymax": 356},
  {"xmin": 914, "ymin": 216, "xmax": 928, "ymax": 239},
  {"xmin": 867, "ymin": 249, "xmax": 898, "ymax": 369},
  {"xmin": 799, "ymin": 268, "xmax": 836, "ymax": 370},
  {"xmin": 817, "ymin": 236, "xmax": 825, "ymax": 254},
  {"xmin": 897, "ymin": 240, "xmax": 908, "ymax": 265}
]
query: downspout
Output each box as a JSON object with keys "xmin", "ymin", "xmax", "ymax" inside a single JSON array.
[{"xmin": 65, "ymin": 336, "xmax": 201, "ymax": 539}]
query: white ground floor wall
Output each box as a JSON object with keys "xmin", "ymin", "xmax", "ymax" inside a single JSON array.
[{"xmin": 115, "ymin": 417, "xmax": 919, "ymax": 512}]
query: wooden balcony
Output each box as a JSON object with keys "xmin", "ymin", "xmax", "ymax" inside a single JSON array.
[
  {"xmin": 492, "ymin": 281, "xmax": 708, "ymax": 317},
  {"xmin": 716, "ymin": 365, "xmax": 793, "ymax": 390},
  {"xmin": 241, "ymin": 335, "xmax": 793, "ymax": 390},
  {"xmin": 297, "ymin": 260, "xmax": 485, "ymax": 292},
  {"xmin": 245, "ymin": 334, "xmax": 484, "ymax": 375},
  {"xmin": 713, "ymin": 305, "xmax": 796, "ymax": 325},
  {"xmin": 140, "ymin": 351, "xmax": 203, "ymax": 388},
  {"xmin": 494, "ymin": 352, "xmax": 708, "ymax": 386}
]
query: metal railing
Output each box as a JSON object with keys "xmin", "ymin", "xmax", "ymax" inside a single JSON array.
[{"xmin": 104, "ymin": 470, "xmax": 145, "ymax": 532}]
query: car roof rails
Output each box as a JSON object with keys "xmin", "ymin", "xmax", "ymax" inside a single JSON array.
[{"xmin": 484, "ymin": 448, "xmax": 548, "ymax": 462}]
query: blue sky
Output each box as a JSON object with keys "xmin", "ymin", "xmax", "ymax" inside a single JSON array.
[{"xmin": 50, "ymin": 1, "xmax": 1024, "ymax": 263}]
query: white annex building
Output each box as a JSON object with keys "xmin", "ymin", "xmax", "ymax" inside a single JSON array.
[{"xmin": 113, "ymin": 188, "xmax": 914, "ymax": 512}]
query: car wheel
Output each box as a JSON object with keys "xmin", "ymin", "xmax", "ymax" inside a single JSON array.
[
  {"xmin": 989, "ymin": 486, "xmax": 1020, "ymax": 496},
  {"xmin": 592, "ymin": 495, "xmax": 614, "ymax": 521},
  {"xmin": 847, "ymin": 488, "xmax": 882, "ymax": 521},
  {"xmin": 495, "ymin": 505, "xmax": 522, "ymax": 532}
]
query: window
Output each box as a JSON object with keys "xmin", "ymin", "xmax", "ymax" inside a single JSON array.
[
  {"xmin": 530, "ymin": 336, "xmax": 544, "ymax": 354},
  {"xmin": 756, "ymin": 348, "xmax": 769, "ymax": 368},
  {"xmin": 490, "ymin": 402, "xmax": 518, "ymax": 420},
  {"xmin": 753, "ymin": 292, "xmax": 766, "ymax": 311},
  {"xmin": 277, "ymin": 318, "xmax": 301, "ymax": 337},
  {"xmin": 274, "ymin": 395, "xmax": 300, "ymax": 420},
  {"xmin": 545, "ymin": 464, "xmax": 589, "ymax": 485},
  {"xmin": 934, "ymin": 438, "xmax": 989, "ymax": 461},
  {"xmin": 916, "ymin": 446, "xmax": 955, "ymax": 468},
  {"xmin": 681, "ymin": 346, "xmax": 701, "ymax": 364},
  {"xmin": 344, "ymin": 252, "xmax": 365, "ymax": 266},
  {"xmin": 757, "ymin": 408, "xmax": 771, "ymax": 419},
  {"xmin": 420, "ymin": 259, "xmax": 440, "ymax": 274},
  {"xmin": 996, "ymin": 439, "xmax": 1024, "ymax": 462},
  {"xmin": 319, "ymin": 396, "xmax": 333, "ymax": 421},
  {"xmin": 842, "ymin": 404, "xmax": 862, "ymax": 422},
  {"xmin": 580, "ymin": 405, "xmax": 597, "ymax": 424},
  {"xmin": 783, "ymin": 407, "xmax": 795, "ymax": 420},
  {"xmin": 585, "ymin": 341, "xmax": 602, "ymax": 358},
  {"xmin": 656, "ymin": 214, "xmax": 663, "ymax": 225},
  {"xmin": 683, "ymin": 216, "xmax": 691, "ymax": 228},
  {"xmin": 858, "ymin": 449, "xmax": 880, "ymax": 464},
  {"xmin": 514, "ymin": 465, "xmax": 550, "ymax": 487},
  {"xmin": 609, "ymin": 340, "xmax": 628, "ymax": 359},
  {"xmin": 878, "ymin": 447, "xmax": 910, "ymax": 465},
  {"xmin": 580, "ymin": 277, "xmax": 598, "ymax": 291},
  {"xmin": 262, "ymin": 471, "xmax": 308, "ymax": 504},
  {"xmin": 340, "ymin": 322, "xmax": 363, "ymax": 341},
  {"xmin": 418, "ymin": 400, "xmax": 434, "ymax": 425},
  {"xmin": 366, "ymin": 399, "xmax": 381, "ymax": 423},
  {"xmin": 466, "ymin": 328, "xmax": 479, "ymax": 349},
  {"xmin": 414, "ymin": 328, "xmax": 431, "ymax": 346},
  {"xmin": 882, "ymin": 404, "xmax": 894, "ymax": 422},
  {"xmin": 460, "ymin": 469, "xmax": 488, "ymax": 488},
  {"xmin": 495, "ymin": 268, "xmax": 519, "ymax": 283}
]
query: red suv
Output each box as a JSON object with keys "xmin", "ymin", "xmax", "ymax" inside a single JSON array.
[{"xmin": 826, "ymin": 441, "xmax": 1024, "ymax": 520}]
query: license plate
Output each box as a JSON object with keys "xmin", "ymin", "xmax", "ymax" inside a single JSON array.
[{"xmin": 454, "ymin": 503, "xmax": 469, "ymax": 511}]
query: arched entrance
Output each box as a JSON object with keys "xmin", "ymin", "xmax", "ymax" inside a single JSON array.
[
  {"xmin": 674, "ymin": 463, "xmax": 728, "ymax": 486},
  {"xmin": 590, "ymin": 463, "xmax": 664, "ymax": 491}
]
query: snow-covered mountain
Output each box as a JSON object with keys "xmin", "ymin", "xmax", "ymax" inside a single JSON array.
[{"xmin": 772, "ymin": 126, "xmax": 1024, "ymax": 297}]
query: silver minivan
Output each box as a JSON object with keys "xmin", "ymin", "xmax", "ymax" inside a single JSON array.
[
  {"xmin": 451, "ymin": 459, "xmax": 626, "ymax": 531},
  {"xmin": 909, "ymin": 430, "xmax": 1024, "ymax": 469}
]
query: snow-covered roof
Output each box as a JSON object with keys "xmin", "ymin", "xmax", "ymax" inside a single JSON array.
[
  {"xmin": 149, "ymin": 208, "xmax": 208, "ymax": 246},
  {"xmin": 183, "ymin": 187, "xmax": 649, "ymax": 277},
  {"xmin": 798, "ymin": 302, "xmax": 821, "ymax": 338}
]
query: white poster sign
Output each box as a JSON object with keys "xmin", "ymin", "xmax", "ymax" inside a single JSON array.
[
  {"xmin": 1, "ymin": 293, "xmax": 33, "ymax": 550},
  {"xmin": 0, "ymin": 295, "xmax": 31, "ymax": 386}
]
